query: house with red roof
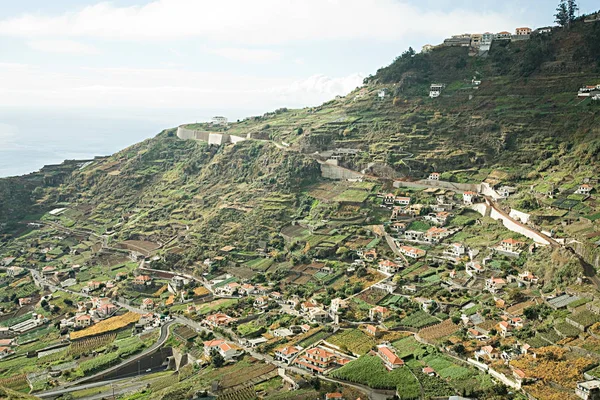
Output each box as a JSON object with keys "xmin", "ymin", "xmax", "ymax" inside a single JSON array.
[
  {"xmin": 422, "ymin": 366, "xmax": 436, "ymax": 376},
  {"xmin": 325, "ymin": 393, "xmax": 344, "ymax": 400}
]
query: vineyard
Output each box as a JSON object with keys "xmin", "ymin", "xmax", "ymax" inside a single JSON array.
[
  {"xmin": 69, "ymin": 333, "xmax": 117, "ymax": 356},
  {"xmin": 330, "ymin": 355, "xmax": 420, "ymax": 399},
  {"xmin": 511, "ymin": 346, "xmax": 594, "ymax": 389},
  {"xmin": 219, "ymin": 364, "xmax": 277, "ymax": 389},
  {"xmin": 78, "ymin": 352, "xmax": 120, "ymax": 375},
  {"xmin": 326, "ymin": 329, "xmax": 376, "ymax": 355},
  {"xmin": 218, "ymin": 387, "xmax": 258, "ymax": 400},
  {"xmin": 400, "ymin": 311, "xmax": 439, "ymax": 329},
  {"xmin": 70, "ymin": 312, "xmax": 140, "ymax": 340},
  {"xmin": 153, "ymin": 284, "xmax": 168, "ymax": 297},
  {"xmin": 418, "ymin": 319, "xmax": 459, "ymax": 341},
  {"xmin": 150, "ymin": 373, "xmax": 180, "ymax": 391},
  {"xmin": 0, "ymin": 374, "xmax": 29, "ymax": 391}
]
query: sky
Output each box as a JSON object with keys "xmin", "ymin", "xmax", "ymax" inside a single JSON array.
[{"xmin": 0, "ymin": 0, "xmax": 598, "ymax": 120}]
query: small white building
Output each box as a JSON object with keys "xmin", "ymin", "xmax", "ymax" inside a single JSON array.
[
  {"xmin": 429, "ymin": 84, "xmax": 444, "ymax": 98},
  {"xmin": 212, "ymin": 116, "xmax": 228, "ymax": 126},
  {"xmin": 428, "ymin": 172, "xmax": 440, "ymax": 181},
  {"xmin": 576, "ymin": 184, "xmax": 593, "ymax": 195}
]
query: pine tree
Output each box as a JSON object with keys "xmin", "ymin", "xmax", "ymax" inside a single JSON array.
[
  {"xmin": 567, "ymin": 0, "xmax": 579, "ymax": 23},
  {"xmin": 555, "ymin": 0, "xmax": 569, "ymax": 26}
]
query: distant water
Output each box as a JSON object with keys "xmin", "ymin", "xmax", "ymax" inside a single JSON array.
[{"xmin": 0, "ymin": 108, "xmax": 220, "ymax": 178}]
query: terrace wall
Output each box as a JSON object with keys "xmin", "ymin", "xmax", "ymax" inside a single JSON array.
[
  {"xmin": 319, "ymin": 163, "xmax": 364, "ymax": 180},
  {"xmin": 393, "ymin": 179, "xmax": 480, "ymax": 192},
  {"xmin": 176, "ymin": 126, "xmax": 246, "ymax": 146}
]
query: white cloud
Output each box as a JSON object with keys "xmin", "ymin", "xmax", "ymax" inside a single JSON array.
[
  {"xmin": 27, "ymin": 39, "xmax": 99, "ymax": 54},
  {"xmin": 0, "ymin": 0, "xmax": 525, "ymax": 45},
  {"xmin": 208, "ymin": 47, "xmax": 282, "ymax": 63},
  {"xmin": 0, "ymin": 63, "xmax": 363, "ymax": 110}
]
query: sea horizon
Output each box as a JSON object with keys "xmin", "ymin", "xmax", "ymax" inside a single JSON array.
[{"xmin": 0, "ymin": 107, "xmax": 255, "ymax": 178}]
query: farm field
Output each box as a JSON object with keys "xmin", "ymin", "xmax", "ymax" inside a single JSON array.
[
  {"xmin": 331, "ymin": 355, "xmax": 420, "ymax": 399},
  {"xmin": 326, "ymin": 328, "xmax": 376, "ymax": 355}
]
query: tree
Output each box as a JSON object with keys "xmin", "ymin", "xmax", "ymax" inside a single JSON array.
[
  {"xmin": 555, "ymin": 0, "xmax": 569, "ymax": 26},
  {"xmin": 567, "ymin": 0, "xmax": 579, "ymax": 23},
  {"xmin": 210, "ymin": 350, "xmax": 225, "ymax": 368}
]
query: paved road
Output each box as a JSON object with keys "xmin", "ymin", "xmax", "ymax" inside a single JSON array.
[{"xmin": 38, "ymin": 321, "xmax": 174, "ymax": 398}]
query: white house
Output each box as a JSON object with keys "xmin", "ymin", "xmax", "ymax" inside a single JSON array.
[
  {"xmin": 422, "ymin": 44, "xmax": 434, "ymax": 53},
  {"xmin": 275, "ymin": 345, "xmax": 301, "ymax": 364},
  {"xmin": 203, "ymin": 339, "xmax": 242, "ymax": 361},
  {"xmin": 576, "ymin": 184, "xmax": 593, "ymax": 195},
  {"xmin": 395, "ymin": 196, "xmax": 411, "ymax": 206},
  {"xmin": 485, "ymin": 277, "xmax": 506, "ymax": 293},
  {"xmin": 463, "ymin": 191, "xmax": 479, "ymax": 204},
  {"xmin": 445, "ymin": 243, "xmax": 466, "ymax": 258},
  {"xmin": 400, "ymin": 246, "xmax": 426, "ymax": 259},
  {"xmin": 429, "ymin": 84, "xmax": 444, "ymax": 98},
  {"xmin": 428, "ymin": 172, "xmax": 440, "ymax": 181},
  {"xmin": 515, "ymin": 27, "xmax": 532, "ymax": 35},
  {"xmin": 378, "ymin": 260, "xmax": 400, "ymax": 275},
  {"xmin": 212, "ymin": 116, "xmax": 228, "ymax": 126},
  {"xmin": 466, "ymin": 262, "xmax": 485, "ymax": 277}
]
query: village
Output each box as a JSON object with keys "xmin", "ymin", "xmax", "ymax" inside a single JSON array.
[{"xmin": 2, "ymin": 159, "xmax": 600, "ymax": 400}]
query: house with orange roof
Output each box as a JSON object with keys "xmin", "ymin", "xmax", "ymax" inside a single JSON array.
[
  {"xmin": 576, "ymin": 184, "xmax": 594, "ymax": 195},
  {"xmin": 463, "ymin": 191, "xmax": 479, "ymax": 204},
  {"xmin": 42, "ymin": 265, "xmax": 57, "ymax": 275},
  {"xmin": 203, "ymin": 339, "xmax": 243, "ymax": 361},
  {"xmin": 18, "ymin": 297, "xmax": 33, "ymax": 307},
  {"xmin": 294, "ymin": 347, "xmax": 337, "ymax": 374},
  {"xmin": 0, "ymin": 346, "xmax": 15, "ymax": 359},
  {"xmin": 424, "ymin": 226, "xmax": 451, "ymax": 243},
  {"xmin": 466, "ymin": 261, "xmax": 485, "ymax": 277},
  {"xmin": 399, "ymin": 246, "xmax": 426, "ymax": 259},
  {"xmin": 203, "ymin": 313, "xmax": 235, "ymax": 327},
  {"xmin": 378, "ymin": 259, "xmax": 400, "ymax": 275},
  {"xmin": 499, "ymin": 238, "xmax": 524, "ymax": 254},
  {"xmin": 495, "ymin": 31, "xmax": 512, "ymax": 39},
  {"xmin": 325, "ymin": 393, "xmax": 344, "ymax": 400},
  {"xmin": 485, "ymin": 277, "xmax": 506, "ymax": 293},
  {"xmin": 423, "ymin": 366, "xmax": 436, "ymax": 376},
  {"xmin": 275, "ymin": 345, "xmax": 301, "ymax": 364},
  {"xmin": 515, "ymin": 27, "xmax": 532, "ymax": 35},
  {"xmin": 428, "ymin": 172, "xmax": 440, "ymax": 181},
  {"xmin": 254, "ymin": 296, "xmax": 268, "ymax": 309},
  {"xmin": 75, "ymin": 314, "xmax": 93, "ymax": 328},
  {"xmin": 360, "ymin": 249, "xmax": 378, "ymax": 262},
  {"xmin": 369, "ymin": 306, "xmax": 390, "ymax": 321},
  {"xmin": 134, "ymin": 275, "xmax": 152, "ymax": 287},
  {"xmin": 377, "ymin": 345, "xmax": 404, "ymax": 370},
  {"xmin": 365, "ymin": 324, "xmax": 378, "ymax": 337},
  {"xmin": 97, "ymin": 303, "xmax": 118, "ymax": 318},
  {"xmin": 141, "ymin": 298, "xmax": 155, "ymax": 310},
  {"xmin": 498, "ymin": 321, "xmax": 511, "ymax": 337}
]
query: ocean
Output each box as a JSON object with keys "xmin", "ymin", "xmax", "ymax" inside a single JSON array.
[{"xmin": 0, "ymin": 108, "xmax": 227, "ymax": 178}]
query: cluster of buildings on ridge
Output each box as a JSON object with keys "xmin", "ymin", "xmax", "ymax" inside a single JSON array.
[{"xmin": 422, "ymin": 26, "xmax": 551, "ymax": 56}]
